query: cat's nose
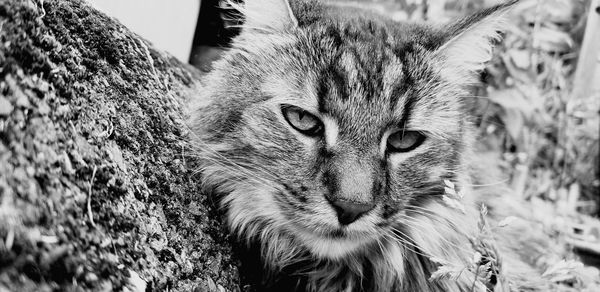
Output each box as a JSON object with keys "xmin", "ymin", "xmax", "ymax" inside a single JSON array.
[{"xmin": 330, "ymin": 200, "xmax": 374, "ymax": 225}]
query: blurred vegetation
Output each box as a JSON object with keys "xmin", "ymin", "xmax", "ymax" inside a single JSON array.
[
  {"xmin": 465, "ymin": 0, "xmax": 599, "ymax": 215},
  {"xmin": 439, "ymin": 0, "xmax": 600, "ymax": 269}
]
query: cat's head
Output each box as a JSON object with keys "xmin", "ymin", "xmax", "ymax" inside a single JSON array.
[{"xmin": 191, "ymin": 0, "xmax": 515, "ymax": 264}]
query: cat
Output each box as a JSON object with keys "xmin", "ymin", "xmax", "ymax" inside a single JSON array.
[{"xmin": 188, "ymin": 0, "xmax": 558, "ymax": 291}]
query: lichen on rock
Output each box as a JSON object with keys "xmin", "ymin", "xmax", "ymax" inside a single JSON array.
[{"xmin": 0, "ymin": 0, "xmax": 238, "ymax": 290}]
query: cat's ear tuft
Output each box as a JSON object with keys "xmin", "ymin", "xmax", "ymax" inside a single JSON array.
[
  {"xmin": 434, "ymin": 0, "xmax": 518, "ymax": 81},
  {"xmin": 234, "ymin": 0, "xmax": 298, "ymax": 32}
]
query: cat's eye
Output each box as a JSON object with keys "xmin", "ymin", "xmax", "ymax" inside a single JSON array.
[
  {"xmin": 386, "ymin": 130, "xmax": 426, "ymax": 153},
  {"xmin": 281, "ymin": 105, "xmax": 324, "ymax": 136}
]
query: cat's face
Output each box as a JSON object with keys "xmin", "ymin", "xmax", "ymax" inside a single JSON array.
[{"xmin": 191, "ymin": 0, "xmax": 510, "ymax": 262}]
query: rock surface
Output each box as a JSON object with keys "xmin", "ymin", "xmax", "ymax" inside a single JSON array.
[{"xmin": 0, "ymin": 0, "xmax": 239, "ymax": 290}]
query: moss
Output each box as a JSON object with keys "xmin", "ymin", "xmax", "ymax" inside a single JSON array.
[{"xmin": 0, "ymin": 0, "xmax": 238, "ymax": 290}]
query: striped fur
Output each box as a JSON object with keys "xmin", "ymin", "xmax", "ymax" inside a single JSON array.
[{"xmin": 188, "ymin": 0, "xmax": 553, "ymax": 291}]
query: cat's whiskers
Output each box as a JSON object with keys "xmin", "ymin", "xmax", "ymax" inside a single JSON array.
[
  {"xmin": 206, "ymin": 157, "xmax": 280, "ymax": 183},
  {"xmin": 396, "ymin": 214, "xmax": 475, "ymax": 256},
  {"xmin": 175, "ymin": 122, "xmax": 283, "ymax": 182},
  {"xmin": 388, "ymin": 205, "xmax": 471, "ymax": 240},
  {"xmin": 191, "ymin": 153, "xmax": 262, "ymax": 180},
  {"xmin": 185, "ymin": 140, "xmax": 282, "ymax": 184},
  {"xmin": 404, "ymin": 205, "xmax": 458, "ymax": 218},
  {"xmin": 384, "ymin": 228, "xmax": 435, "ymax": 259},
  {"xmin": 190, "ymin": 145, "xmax": 284, "ymax": 184},
  {"xmin": 374, "ymin": 236, "xmax": 386, "ymax": 258},
  {"xmin": 385, "ymin": 228, "xmax": 425, "ymax": 254},
  {"xmin": 401, "ymin": 206, "xmax": 473, "ymax": 246},
  {"xmin": 463, "ymin": 179, "xmax": 510, "ymax": 187},
  {"xmin": 193, "ymin": 155, "xmax": 279, "ymax": 190}
]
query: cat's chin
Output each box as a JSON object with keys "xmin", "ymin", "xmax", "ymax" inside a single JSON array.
[{"xmin": 295, "ymin": 229, "xmax": 373, "ymax": 260}]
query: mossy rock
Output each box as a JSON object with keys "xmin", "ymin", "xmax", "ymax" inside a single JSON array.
[{"xmin": 0, "ymin": 0, "xmax": 239, "ymax": 290}]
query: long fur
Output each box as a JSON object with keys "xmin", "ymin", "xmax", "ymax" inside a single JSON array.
[{"xmin": 187, "ymin": 0, "xmax": 568, "ymax": 291}]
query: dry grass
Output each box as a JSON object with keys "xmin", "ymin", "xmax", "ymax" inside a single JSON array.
[
  {"xmin": 439, "ymin": 0, "xmax": 600, "ymax": 290},
  {"xmin": 473, "ymin": 0, "xmax": 600, "ymax": 257}
]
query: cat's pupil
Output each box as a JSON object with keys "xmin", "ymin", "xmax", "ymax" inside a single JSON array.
[
  {"xmin": 387, "ymin": 131, "xmax": 425, "ymax": 153},
  {"xmin": 281, "ymin": 105, "xmax": 323, "ymax": 136}
]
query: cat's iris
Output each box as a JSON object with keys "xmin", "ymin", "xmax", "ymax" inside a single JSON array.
[
  {"xmin": 281, "ymin": 105, "xmax": 324, "ymax": 136},
  {"xmin": 386, "ymin": 130, "xmax": 425, "ymax": 153}
]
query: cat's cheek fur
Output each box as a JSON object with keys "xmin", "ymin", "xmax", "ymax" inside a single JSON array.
[
  {"xmin": 220, "ymin": 186, "xmax": 309, "ymax": 267},
  {"xmin": 222, "ymin": 186, "xmax": 284, "ymax": 238}
]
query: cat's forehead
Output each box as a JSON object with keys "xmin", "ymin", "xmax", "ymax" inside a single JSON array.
[
  {"xmin": 290, "ymin": 22, "xmax": 438, "ymax": 136},
  {"xmin": 312, "ymin": 32, "xmax": 406, "ymax": 104},
  {"xmin": 312, "ymin": 44, "xmax": 402, "ymax": 130},
  {"xmin": 247, "ymin": 19, "xmax": 455, "ymax": 142}
]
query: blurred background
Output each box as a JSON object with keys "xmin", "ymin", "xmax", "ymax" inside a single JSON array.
[{"xmin": 88, "ymin": 0, "xmax": 600, "ymax": 265}]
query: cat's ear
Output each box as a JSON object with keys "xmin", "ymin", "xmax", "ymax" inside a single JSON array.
[
  {"xmin": 238, "ymin": 0, "xmax": 298, "ymax": 32},
  {"xmin": 433, "ymin": 1, "xmax": 518, "ymax": 81}
]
